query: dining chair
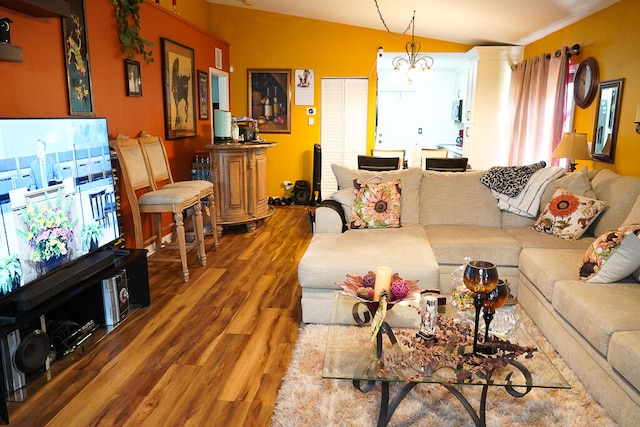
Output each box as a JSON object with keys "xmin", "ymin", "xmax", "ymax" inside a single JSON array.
[
  {"xmin": 424, "ymin": 157, "xmax": 469, "ymax": 172},
  {"xmin": 138, "ymin": 131, "xmax": 218, "ymax": 248},
  {"xmin": 371, "ymin": 149, "xmax": 406, "ymax": 169},
  {"xmin": 421, "ymin": 148, "xmax": 448, "ymax": 170},
  {"xmin": 110, "ymin": 133, "xmax": 206, "ymax": 282},
  {"xmin": 357, "ymin": 155, "xmax": 400, "ymax": 171}
]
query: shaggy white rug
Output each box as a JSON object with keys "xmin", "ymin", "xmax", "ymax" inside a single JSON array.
[{"xmin": 272, "ymin": 310, "xmax": 617, "ymax": 426}]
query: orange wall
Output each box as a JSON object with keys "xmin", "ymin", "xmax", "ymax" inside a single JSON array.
[
  {"xmin": 0, "ymin": 0, "xmax": 229, "ymax": 246},
  {"xmin": 205, "ymin": 5, "xmax": 470, "ymax": 197},
  {"xmin": 525, "ymin": 0, "xmax": 640, "ymax": 177}
]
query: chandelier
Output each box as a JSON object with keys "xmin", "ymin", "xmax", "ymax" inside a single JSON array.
[
  {"xmin": 391, "ymin": 12, "xmax": 434, "ymax": 82},
  {"xmin": 374, "ymin": 1, "xmax": 434, "ymax": 82}
]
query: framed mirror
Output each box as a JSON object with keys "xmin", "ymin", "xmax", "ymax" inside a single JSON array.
[{"xmin": 592, "ymin": 78, "xmax": 624, "ymax": 163}]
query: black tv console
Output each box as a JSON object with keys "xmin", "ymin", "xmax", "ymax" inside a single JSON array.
[{"xmin": 0, "ymin": 248, "xmax": 150, "ymax": 425}]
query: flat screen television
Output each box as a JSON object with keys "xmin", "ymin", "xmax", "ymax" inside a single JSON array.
[{"xmin": 0, "ymin": 118, "xmax": 122, "ymax": 306}]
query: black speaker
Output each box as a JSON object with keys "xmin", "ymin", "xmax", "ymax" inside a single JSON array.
[
  {"xmin": 293, "ymin": 180, "xmax": 311, "ymax": 205},
  {"xmin": 311, "ymin": 144, "xmax": 322, "ymax": 206},
  {"xmin": 1, "ymin": 315, "xmax": 51, "ymax": 394}
]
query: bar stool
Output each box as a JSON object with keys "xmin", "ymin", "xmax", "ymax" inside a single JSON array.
[
  {"xmin": 110, "ymin": 134, "xmax": 206, "ymax": 282},
  {"xmin": 137, "ymin": 131, "xmax": 218, "ymax": 249}
]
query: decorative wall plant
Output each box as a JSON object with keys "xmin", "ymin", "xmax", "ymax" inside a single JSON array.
[{"xmin": 113, "ymin": 0, "xmax": 154, "ymax": 64}]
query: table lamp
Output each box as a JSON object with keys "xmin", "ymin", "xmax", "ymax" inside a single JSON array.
[{"xmin": 552, "ymin": 132, "xmax": 591, "ymax": 172}]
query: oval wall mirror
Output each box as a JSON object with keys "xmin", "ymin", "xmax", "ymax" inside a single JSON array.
[{"xmin": 592, "ymin": 78, "xmax": 624, "ymax": 163}]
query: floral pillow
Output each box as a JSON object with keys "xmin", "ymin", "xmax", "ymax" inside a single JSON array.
[
  {"xmin": 579, "ymin": 223, "xmax": 640, "ymax": 283},
  {"xmin": 532, "ymin": 187, "xmax": 607, "ymax": 240},
  {"xmin": 350, "ymin": 179, "xmax": 401, "ymax": 229}
]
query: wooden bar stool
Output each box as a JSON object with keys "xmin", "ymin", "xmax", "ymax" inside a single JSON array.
[
  {"xmin": 110, "ymin": 134, "xmax": 206, "ymax": 282},
  {"xmin": 137, "ymin": 131, "xmax": 218, "ymax": 249}
]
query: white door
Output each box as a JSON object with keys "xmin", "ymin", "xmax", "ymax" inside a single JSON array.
[
  {"xmin": 320, "ymin": 78, "xmax": 368, "ymax": 197},
  {"xmin": 375, "ymin": 89, "xmax": 418, "ymax": 156}
]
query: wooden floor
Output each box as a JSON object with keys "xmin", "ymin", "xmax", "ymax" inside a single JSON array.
[{"xmin": 7, "ymin": 205, "xmax": 312, "ymax": 426}]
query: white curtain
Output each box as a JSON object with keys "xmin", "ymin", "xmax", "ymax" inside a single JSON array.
[{"xmin": 507, "ymin": 48, "xmax": 569, "ymax": 166}]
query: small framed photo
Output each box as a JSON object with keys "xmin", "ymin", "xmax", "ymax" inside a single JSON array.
[
  {"xmin": 125, "ymin": 59, "xmax": 142, "ymax": 97},
  {"xmin": 197, "ymin": 70, "xmax": 209, "ymax": 120}
]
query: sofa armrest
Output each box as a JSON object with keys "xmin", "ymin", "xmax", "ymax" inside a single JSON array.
[{"xmin": 314, "ymin": 200, "xmax": 347, "ymax": 233}]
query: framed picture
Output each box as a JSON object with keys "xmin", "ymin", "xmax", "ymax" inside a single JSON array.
[
  {"xmin": 125, "ymin": 59, "xmax": 142, "ymax": 97},
  {"xmin": 197, "ymin": 70, "xmax": 209, "ymax": 120},
  {"xmin": 161, "ymin": 38, "xmax": 197, "ymax": 139},
  {"xmin": 248, "ymin": 69, "xmax": 291, "ymax": 133},
  {"xmin": 62, "ymin": 0, "xmax": 94, "ymax": 116}
]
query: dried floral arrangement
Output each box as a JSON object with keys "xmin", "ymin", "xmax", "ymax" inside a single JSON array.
[
  {"xmin": 337, "ymin": 272, "xmax": 420, "ymax": 303},
  {"xmin": 382, "ymin": 316, "xmax": 537, "ymax": 386}
]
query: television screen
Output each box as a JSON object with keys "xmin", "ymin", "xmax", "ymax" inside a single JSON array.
[{"xmin": 0, "ymin": 118, "xmax": 121, "ymax": 299}]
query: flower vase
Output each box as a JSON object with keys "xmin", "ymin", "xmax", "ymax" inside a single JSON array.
[{"xmin": 40, "ymin": 255, "xmax": 66, "ymax": 274}]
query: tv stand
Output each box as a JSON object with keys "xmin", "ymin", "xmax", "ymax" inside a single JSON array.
[{"xmin": 0, "ymin": 248, "xmax": 149, "ymax": 425}]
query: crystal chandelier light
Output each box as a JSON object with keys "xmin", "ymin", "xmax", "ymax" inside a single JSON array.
[{"xmin": 390, "ymin": 12, "xmax": 434, "ymax": 82}]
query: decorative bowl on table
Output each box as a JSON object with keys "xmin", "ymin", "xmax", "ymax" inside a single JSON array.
[{"xmin": 336, "ymin": 271, "xmax": 421, "ymax": 312}]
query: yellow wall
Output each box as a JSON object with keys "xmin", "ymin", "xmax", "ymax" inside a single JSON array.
[
  {"xmin": 206, "ymin": 5, "xmax": 469, "ymax": 197},
  {"xmin": 525, "ymin": 0, "xmax": 640, "ymax": 177}
]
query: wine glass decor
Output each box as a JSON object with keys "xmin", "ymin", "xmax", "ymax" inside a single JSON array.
[
  {"xmin": 480, "ymin": 279, "xmax": 509, "ymax": 352},
  {"xmin": 462, "ymin": 260, "xmax": 499, "ymax": 354}
]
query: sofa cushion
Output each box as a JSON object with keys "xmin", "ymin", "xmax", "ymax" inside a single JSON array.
[
  {"xmin": 420, "ymin": 170, "xmax": 502, "ymax": 227},
  {"xmin": 424, "ymin": 225, "xmax": 521, "ymax": 266},
  {"xmin": 622, "ymin": 195, "xmax": 640, "ymax": 226},
  {"xmin": 350, "ymin": 179, "xmax": 401, "ymax": 229},
  {"xmin": 553, "ymin": 280, "xmax": 640, "ymax": 356},
  {"xmin": 579, "ymin": 224, "xmax": 640, "ymax": 283},
  {"xmin": 298, "ymin": 224, "xmax": 440, "ymax": 290},
  {"xmin": 539, "ymin": 166, "xmax": 596, "ymax": 210},
  {"xmin": 532, "ymin": 188, "xmax": 607, "ymax": 240},
  {"xmin": 331, "ymin": 165, "xmax": 422, "ymax": 223},
  {"xmin": 589, "ymin": 169, "xmax": 640, "ymax": 237},
  {"xmin": 608, "ymin": 331, "xmax": 640, "ymax": 392},
  {"xmin": 519, "ymin": 248, "xmax": 586, "ymax": 301},
  {"xmin": 504, "ymin": 226, "xmax": 595, "ymax": 250}
]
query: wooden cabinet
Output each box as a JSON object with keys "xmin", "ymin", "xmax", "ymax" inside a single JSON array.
[{"xmin": 205, "ymin": 143, "xmax": 276, "ymax": 234}]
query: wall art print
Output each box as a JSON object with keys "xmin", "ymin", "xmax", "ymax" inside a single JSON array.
[
  {"xmin": 162, "ymin": 38, "xmax": 196, "ymax": 139},
  {"xmin": 248, "ymin": 69, "xmax": 291, "ymax": 133},
  {"xmin": 62, "ymin": 0, "xmax": 94, "ymax": 116},
  {"xmin": 197, "ymin": 70, "xmax": 209, "ymax": 120}
]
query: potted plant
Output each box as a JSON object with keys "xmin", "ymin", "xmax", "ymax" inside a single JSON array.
[
  {"xmin": 113, "ymin": 0, "xmax": 154, "ymax": 64},
  {"xmin": 0, "ymin": 253, "xmax": 22, "ymax": 296},
  {"xmin": 81, "ymin": 221, "xmax": 104, "ymax": 252}
]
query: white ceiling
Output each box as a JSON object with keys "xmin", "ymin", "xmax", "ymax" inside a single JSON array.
[{"xmin": 205, "ymin": 0, "xmax": 619, "ymax": 46}]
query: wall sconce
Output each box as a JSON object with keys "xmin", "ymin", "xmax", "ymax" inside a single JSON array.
[
  {"xmin": 635, "ymin": 104, "xmax": 640, "ymax": 134},
  {"xmin": 552, "ymin": 132, "xmax": 591, "ymax": 172}
]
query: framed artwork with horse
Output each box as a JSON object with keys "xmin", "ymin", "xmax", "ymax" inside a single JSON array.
[{"xmin": 161, "ymin": 38, "xmax": 197, "ymax": 139}]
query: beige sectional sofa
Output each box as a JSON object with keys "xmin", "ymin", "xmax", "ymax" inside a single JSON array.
[{"xmin": 297, "ymin": 165, "xmax": 640, "ymax": 426}]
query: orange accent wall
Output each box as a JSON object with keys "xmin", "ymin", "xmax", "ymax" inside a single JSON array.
[
  {"xmin": 0, "ymin": 0, "xmax": 229, "ymax": 247},
  {"xmin": 205, "ymin": 5, "xmax": 470, "ymax": 198},
  {"xmin": 525, "ymin": 0, "xmax": 640, "ymax": 177}
]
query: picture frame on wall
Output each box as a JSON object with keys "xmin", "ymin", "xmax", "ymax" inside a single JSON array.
[
  {"xmin": 248, "ymin": 69, "xmax": 291, "ymax": 133},
  {"xmin": 62, "ymin": 0, "xmax": 94, "ymax": 116},
  {"xmin": 125, "ymin": 59, "xmax": 142, "ymax": 97},
  {"xmin": 197, "ymin": 70, "xmax": 209, "ymax": 120},
  {"xmin": 161, "ymin": 38, "xmax": 197, "ymax": 139}
]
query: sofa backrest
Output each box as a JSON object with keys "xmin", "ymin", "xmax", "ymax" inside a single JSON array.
[
  {"xmin": 588, "ymin": 169, "xmax": 640, "ymax": 236},
  {"xmin": 419, "ymin": 170, "xmax": 502, "ymax": 227}
]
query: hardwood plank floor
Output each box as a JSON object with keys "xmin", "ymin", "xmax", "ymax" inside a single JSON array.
[{"xmin": 6, "ymin": 205, "xmax": 312, "ymax": 426}]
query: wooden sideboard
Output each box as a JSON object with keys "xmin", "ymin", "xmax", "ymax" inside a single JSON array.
[{"xmin": 205, "ymin": 143, "xmax": 276, "ymax": 234}]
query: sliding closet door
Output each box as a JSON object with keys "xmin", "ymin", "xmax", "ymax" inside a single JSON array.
[{"xmin": 320, "ymin": 78, "xmax": 368, "ymax": 196}]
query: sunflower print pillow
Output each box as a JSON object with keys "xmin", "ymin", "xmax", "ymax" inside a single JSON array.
[
  {"xmin": 532, "ymin": 187, "xmax": 607, "ymax": 240},
  {"xmin": 350, "ymin": 179, "xmax": 401, "ymax": 229}
]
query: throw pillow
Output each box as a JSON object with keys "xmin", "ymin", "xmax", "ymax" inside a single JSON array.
[
  {"xmin": 539, "ymin": 166, "xmax": 596, "ymax": 210},
  {"xmin": 532, "ymin": 187, "xmax": 607, "ymax": 240},
  {"xmin": 350, "ymin": 179, "xmax": 401, "ymax": 229},
  {"xmin": 331, "ymin": 188, "xmax": 354, "ymax": 219},
  {"xmin": 622, "ymin": 195, "xmax": 640, "ymax": 226},
  {"xmin": 579, "ymin": 223, "xmax": 640, "ymax": 283}
]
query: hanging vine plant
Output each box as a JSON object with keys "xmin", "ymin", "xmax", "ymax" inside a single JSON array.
[{"xmin": 113, "ymin": 0, "xmax": 154, "ymax": 64}]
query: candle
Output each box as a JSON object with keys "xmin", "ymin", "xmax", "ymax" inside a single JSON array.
[{"xmin": 373, "ymin": 266, "xmax": 392, "ymax": 301}]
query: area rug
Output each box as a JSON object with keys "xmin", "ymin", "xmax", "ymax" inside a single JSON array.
[{"xmin": 272, "ymin": 309, "xmax": 617, "ymax": 426}]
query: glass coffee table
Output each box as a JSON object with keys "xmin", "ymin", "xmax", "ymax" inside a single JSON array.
[{"xmin": 323, "ymin": 292, "xmax": 570, "ymax": 427}]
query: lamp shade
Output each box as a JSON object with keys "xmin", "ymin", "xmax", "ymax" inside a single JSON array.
[{"xmin": 552, "ymin": 132, "xmax": 591, "ymax": 160}]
